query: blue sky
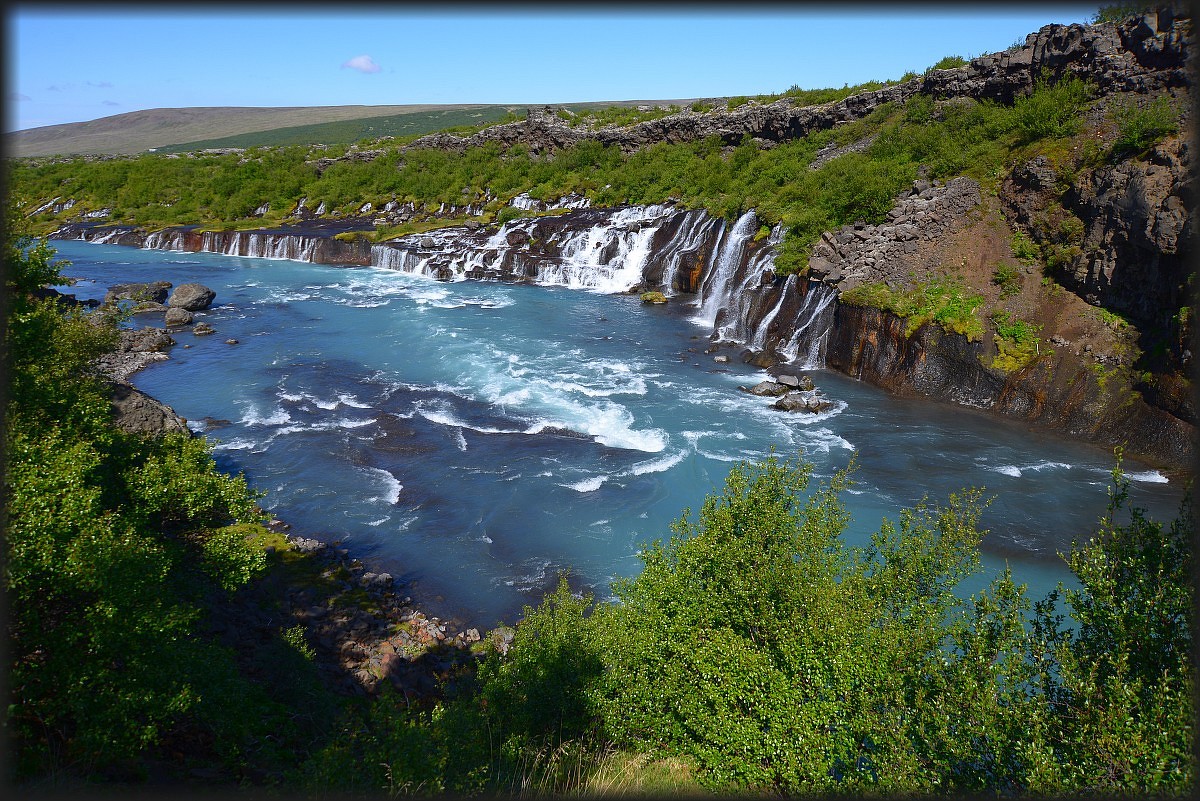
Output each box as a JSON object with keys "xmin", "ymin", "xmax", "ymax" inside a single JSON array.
[{"xmin": 8, "ymin": 3, "xmax": 1098, "ymax": 133}]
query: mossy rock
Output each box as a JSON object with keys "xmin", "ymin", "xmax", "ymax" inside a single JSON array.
[{"xmin": 640, "ymin": 291, "xmax": 668, "ymax": 305}]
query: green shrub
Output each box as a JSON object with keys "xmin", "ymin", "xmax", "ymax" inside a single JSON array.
[
  {"xmin": 727, "ymin": 96, "xmax": 750, "ymax": 110},
  {"xmin": 1012, "ymin": 75, "xmax": 1094, "ymax": 144},
  {"xmin": 927, "ymin": 55, "xmax": 968, "ymax": 72},
  {"xmin": 1011, "ymin": 228, "xmax": 1041, "ymax": 264},
  {"xmin": 990, "ymin": 310, "xmax": 1043, "ymax": 372},
  {"xmin": 496, "ymin": 204, "xmax": 524, "ymax": 224},
  {"xmin": 992, "ymin": 262, "xmax": 1022, "ymax": 297},
  {"xmin": 1109, "ymin": 95, "xmax": 1180, "ymax": 156},
  {"xmin": 840, "ymin": 276, "xmax": 985, "ymax": 340}
]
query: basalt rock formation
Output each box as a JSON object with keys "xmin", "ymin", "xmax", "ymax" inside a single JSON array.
[{"xmin": 397, "ymin": 9, "xmax": 1191, "ymax": 157}]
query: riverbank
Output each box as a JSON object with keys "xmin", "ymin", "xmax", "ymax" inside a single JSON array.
[{"xmin": 93, "ymin": 302, "xmax": 509, "ymax": 700}]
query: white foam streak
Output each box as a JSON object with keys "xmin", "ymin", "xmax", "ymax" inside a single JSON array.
[{"xmin": 361, "ymin": 466, "xmax": 402, "ymax": 504}]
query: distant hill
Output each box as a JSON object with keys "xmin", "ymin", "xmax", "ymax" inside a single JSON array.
[
  {"xmin": 155, "ymin": 106, "xmax": 523, "ymax": 153},
  {"xmin": 7, "ymin": 104, "xmax": 495, "ymax": 157},
  {"xmin": 8, "ymin": 99, "xmax": 705, "ymax": 157}
]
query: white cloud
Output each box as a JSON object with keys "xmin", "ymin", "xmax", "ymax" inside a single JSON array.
[
  {"xmin": 341, "ymin": 54, "xmax": 381, "ymax": 74},
  {"xmin": 87, "ymin": 80, "xmax": 114, "ymax": 88},
  {"xmin": 102, "ymin": 100, "xmax": 119, "ymax": 106},
  {"xmin": 9, "ymin": 92, "xmax": 32, "ymax": 101}
]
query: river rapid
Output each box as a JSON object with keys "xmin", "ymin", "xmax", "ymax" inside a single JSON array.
[{"xmin": 56, "ymin": 239, "xmax": 1184, "ymax": 628}]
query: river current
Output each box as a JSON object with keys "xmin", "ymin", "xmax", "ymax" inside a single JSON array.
[{"xmin": 55, "ymin": 239, "xmax": 1184, "ymax": 628}]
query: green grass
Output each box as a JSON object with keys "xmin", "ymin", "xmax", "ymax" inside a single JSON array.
[
  {"xmin": 990, "ymin": 310, "xmax": 1043, "ymax": 372},
  {"xmin": 840, "ymin": 276, "xmax": 986, "ymax": 340}
]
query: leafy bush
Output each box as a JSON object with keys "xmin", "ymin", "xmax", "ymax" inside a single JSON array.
[
  {"xmin": 3, "ymin": 222, "xmax": 300, "ymax": 778},
  {"xmin": 1093, "ymin": 3, "xmax": 1154, "ymax": 23},
  {"xmin": 992, "ymin": 261, "xmax": 1022, "ymax": 297},
  {"xmin": 1109, "ymin": 95, "xmax": 1179, "ymax": 156},
  {"xmin": 927, "ymin": 54, "xmax": 968, "ymax": 72},
  {"xmin": 1011, "ymin": 228, "xmax": 1040, "ymax": 264},
  {"xmin": 495, "ymin": 204, "xmax": 524, "ymax": 224},
  {"xmin": 1012, "ymin": 75, "xmax": 1094, "ymax": 143}
]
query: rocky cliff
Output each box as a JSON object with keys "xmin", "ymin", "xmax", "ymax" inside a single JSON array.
[{"xmin": 392, "ymin": 9, "xmax": 1191, "ymax": 157}]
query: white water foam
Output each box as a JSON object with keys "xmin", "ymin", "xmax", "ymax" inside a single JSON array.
[
  {"xmin": 564, "ymin": 475, "xmax": 610, "ymax": 493},
  {"xmin": 239, "ymin": 403, "xmax": 292, "ymax": 426},
  {"xmin": 361, "ymin": 466, "xmax": 403, "ymax": 504}
]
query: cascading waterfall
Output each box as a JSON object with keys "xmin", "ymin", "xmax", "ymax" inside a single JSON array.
[
  {"xmin": 144, "ymin": 229, "xmax": 185, "ymax": 250},
  {"xmin": 714, "ymin": 246, "xmax": 775, "ymax": 344},
  {"xmin": 692, "ymin": 211, "xmax": 758, "ymax": 330},
  {"xmin": 536, "ymin": 205, "xmax": 673, "ymax": 291},
  {"xmin": 777, "ymin": 282, "xmax": 839, "ymax": 368},
  {"xmin": 749, "ymin": 273, "xmax": 797, "ymax": 352},
  {"xmin": 656, "ymin": 210, "xmax": 724, "ymax": 296}
]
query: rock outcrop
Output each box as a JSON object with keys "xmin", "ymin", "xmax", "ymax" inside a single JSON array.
[
  {"xmin": 399, "ymin": 10, "xmax": 1191, "ymax": 157},
  {"xmin": 1001, "ymin": 134, "xmax": 1192, "ymax": 328},
  {"xmin": 110, "ymin": 381, "xmax": 191, "ymax": 437},
  {"xmin": 807, "ymin": 177, "xmax": 984, "ymax": 291}
]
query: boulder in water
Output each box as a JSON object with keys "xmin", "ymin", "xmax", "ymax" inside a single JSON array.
[
  {"xmin": 104, "ymin": 281, "xmax": 172, "ymax": 305},
  {"xmin": 741, "ymin": 380, "xmax": 790, "ymax": 397},
  {"xmin": 775, "ymin": 373, "xmax": 815, "ymax": 391},
  {"xmin": 167, "ymin": 283, "xmax": 216, "ymax": 311},
  {"xmin": 164, "ymin": 307, "xmax": 193, "ymax": 326}
]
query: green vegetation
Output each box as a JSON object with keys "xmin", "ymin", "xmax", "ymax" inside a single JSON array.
[
  {"xmin": 5, "ymin": 226, "xmax": 1192, "ymax": 791},
  {"xmin": 1012, "ymin": 75, "xmax": 1094, "ymax": 143},
  {"xmin": 303, "ymin": 454, "xmax": 1193, "ymax": 795},
  {"xmin": 560, "ymin": 103, "xmax": 679, "ymax": 128},
  {"xmin": 927, "ymin": 54, "xmax": 969, "ymax": 72},
  {"xmin": 12, "ymin": 74, "xmax": 1107, "ymax": 284},
  {"xmin": 840, "ymin": 276, "xmax": 986, "ymax": 340},
  {"xmin": 4, "ymin": 218, "xmax": 339, "ymax": 781},
  {"xmin": 1093, "ymin": 3, "xmax": 1154, "ymax": 23},
  {"xmin": 639, "ymin": 291, "xmax": 667, "ymax": 304},
  {"xmin": 1011, "ymin": 228, "xmax": 1040, "ymax": 264},
  {"xmin": 992, "ymin": 261, "xmax": 1023, "ymax": 297},
  {"xmin": 990, "ymin": 310, "xmax": 1044, "ymax": 372},
  {"xmin": 1109, "ymin": 94, "xmax": 1180, "ymax": 157}
]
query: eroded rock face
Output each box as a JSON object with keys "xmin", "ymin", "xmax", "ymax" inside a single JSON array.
[
  {"xmin": 167, "ymin": 282, "xmax": 216, "ymax": 310},
  {"xmin": 1002, "ymin": 134, "xmax": 1192, "ymax": 326}
]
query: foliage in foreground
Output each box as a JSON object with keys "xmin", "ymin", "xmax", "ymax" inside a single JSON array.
[
  {"xmin": 305, "ymin": 453, "xmax": 1193, "ymax": 795},
  {"xmin": 3, "ymin": 221, "xmax": 338, "ymax": 782}
]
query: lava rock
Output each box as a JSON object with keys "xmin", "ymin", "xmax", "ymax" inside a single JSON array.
[
  {"xmin": 164, "ymin": 307, "xmax": 193, "ymax": 326},
  {"xmin": 167, "ymin": 283, "xmax": 216, "ymax": 310}
]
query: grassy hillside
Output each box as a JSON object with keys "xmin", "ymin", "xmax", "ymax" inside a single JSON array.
[
  {"xmin": 8, "ymin": 104, "xmax": 496, "ymax": 157},
  {"xmin": 155, "ymin": 106, "xmax": 526, "ymax": 152},
  {"xmin": 9, "ymin": 99, "xmax": 704, "ymax": 157}
]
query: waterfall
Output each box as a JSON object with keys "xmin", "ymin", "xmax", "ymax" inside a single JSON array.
[
  {"xmin": 144, "ymin": 229, "xmax": 185, "ymax": 250},
  {"xmin": 536, "ymin": 205, "xmax": 673, "ymax": 291},
  {"xmin": 749, "ymin": 273, "xmax": 796, "ymax": 351},
  {"xmin": 777, "ymin": 282, "xmax": 838, "ymax": 369},
  {"xmin": 692, "ymin": 210, "xmax": 758, "ymax": 330},
  {"xmin": 714, "ymin": 246, "xmax": 776, "ymax": 344},
  {"xmin": 656, "ymin": 210, "xmax": 724, "ymax": 296}
]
